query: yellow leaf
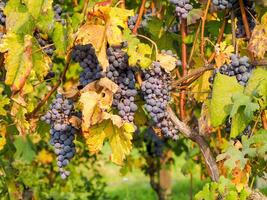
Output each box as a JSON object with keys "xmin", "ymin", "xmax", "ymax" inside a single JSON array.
[
  {"xmin": 157, "ymin": 53, "xmax": 177, "ymax": 72},
  {"xmin": 85, "ymin": 120, "xmax": 134, "ymax": 165},
  {"xmin": 98, "ymin": 77, "xmax": 119, "ymax": 93},
  {"xmin": 75, "ymin": 24, "xmax": 108, "ymax": 69},
  {"xmin": 106, "ymin": 19, "xmax": 124, "ymax": 46},
  {"xmin": 37, "ymin": 149, "xmax": 53, "ymax": 164},
  {"xmin": 80, "ymin": 91, "xmax": 100, "ymax": 130},
  {"xmin": 248, "ymin": 23, "xmax": 267, "ymax": 59},
  {"xmin": 0, "ymin": 124, "xmax": 6, "ymax": 150},
  {"xmin": 214, "ymin": 42, "xmax": 234, "ymax": 67},
  {"xmin": 189, "ymin": 71, "xmax": 212, "ymax": 102}
]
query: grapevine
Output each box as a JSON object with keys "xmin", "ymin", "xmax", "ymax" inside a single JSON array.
[{"xmin": 0, "ymin": 1, "xmax": 267, "ymax": 199}]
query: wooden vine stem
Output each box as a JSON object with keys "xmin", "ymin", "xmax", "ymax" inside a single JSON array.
[
  {"xmin": 167, "ymin": 106, "xmax": 220, "ymax": 182},
  {"xmin": 262, "ymin": 111, "xmax": 267, "ymax": 130}
]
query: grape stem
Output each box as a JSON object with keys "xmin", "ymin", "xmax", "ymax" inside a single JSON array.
[
  {"xmin": 261, "ymin": 111, "xmax": 267, "ymax": 130},
  {"xmin": 167, "ymin": 106, "xmax": 220, "ymax": 182},
  {"xmin": 172, "ymin": 64, "xmax": 214, "ymax": 86},
  {"xmin": 200, "ymin": 0, "xmax": 211, "ymax": 60},
  {"xmin": 239, "ymin": 0, "xmax": 251, "ymax": 39},
  {"xmin": 180, "ymin": 18, "xmax": 187, "ymax": 121},
  {"xmin": 132, "ymin": 0, "xmax": 146, "ymax": 34},
  {"xmin": 208, "ymin": 13, "xmax": 227, "ymax": 63}
]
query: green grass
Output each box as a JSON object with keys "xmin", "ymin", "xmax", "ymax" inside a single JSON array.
[{"xmin": 107, "ymin": 178, "xmax": 206, "ymax": 200}]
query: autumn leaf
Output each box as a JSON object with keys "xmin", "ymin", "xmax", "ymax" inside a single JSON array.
[
  {"xmin": 248, "ymin": 13, "xmax": 267, "ymax": 59},
  {"xmin": 157, "ymin": 53, "xmax": 177, "ymax": 72},
  {"xmin": 37, "ymin": 149, "xmax": 53, "ymax": 164},
  {"xmin": 190, "ymin": 71, "xmax": 212, "ymax": 102},
  {"xmin": 0, "ymin": 33, "xmax": 33, "ymax": 92},
  {"xmin": 214, "ymin": 42, "xmax": 234, "ymax": 67},
  {"xmin": 0, "ymin": 124, "xmax": 7, "ymax": 151},
  {"xmin": 85, "ymin": 120, "xmax": 134, "ymax": 165},
  {"xmin": 75, "ymin": 24, "xmax": 108, "ymax": 69}
]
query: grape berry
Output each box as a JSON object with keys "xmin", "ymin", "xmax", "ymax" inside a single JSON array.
[
  {"xmin": 141, "ymin": 62, "xmax": 178, "ymax": 139},
  {"xmin": 54, "ymin": 4, "xmax": 66, "ymax": 26},
  {"xmin": 209, "ymin": 54, "xmax": 253, "ymax": 86},
  {"xmin": 41, "ymin": 93, "xmax": 76, "ymax": 179},
  {"xmin": 106, "ymin": 43, "xmax": 138, "ymax": 123},
  {"xmin": 71, "ymin": 44, "xmax": 104, "ymax": 87},
  {"xmin": 170, "ymin": 0, "xmax": 193, "ymax": 19}
]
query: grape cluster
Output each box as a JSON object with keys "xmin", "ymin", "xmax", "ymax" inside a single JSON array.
[
  {"xmin": 128, "ymin": 9, "xmax": 153, "ymax": 30},
  {"xmin": 0, "ymin": 1, "xmax": 6, "ymax": 26},
  {"xmin": 209, "ymin": 54, "xmax": 253, "ymax": 86},
  {"xmin": 34, "ymin": 31, "xmax": 56, "ymax": 57},
  {"xmin": 144, "ymin": 128, "xmax": 165, "ymax": 158},
  {"xmin": 170, "ymin": 0, "xmax": 193, "ymax": 19},
  {"xmin": 235, "ymin": 0, "xmax": 256, "ymax": 38},
  {"xmin": 54, "ymin": 4, "xmax": 66, "ymax": 25},
  {"xmin": 141, "ymin": 62, "xmax": 178, "ymax": 139},
  {"xmin": 212, "ymin": 0, "xmax": 236, "ymax": 10},
  {"xmin": 71, "ymin": 44, "xmax": 104, "ymax": 87},
  {"xmin": 41, "ymin": 93, "xmax": 76, "ymax": 179},
  {"xmin": 106, "ymin": 44, "xmax": 138, "ymax": 123}
]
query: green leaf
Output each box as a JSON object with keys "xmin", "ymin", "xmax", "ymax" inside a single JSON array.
[
  {"xmin": 210, "ymin": 74, "xmax": 243, "ymax": 127},
  {"xmin": 216, "ymin": 144, "xmax": 248, "ymax": 170},
  {"xmin": 229, "ymin": 93, "xmax": 259, "ymax": 138},
  {"xmin": 225, "ymin": 191, "xmax": 238, "ymax": 200},
  {"xmin": 242, "ymin": 129, "xmax": 267, "ymax": 158},
  {"xmin": 4, "ymin": 0, "xmax": 34, "ymax": 35},
  {"xmin": 231, "ymin": 111, "xmax": 250, "ymax": 138},
  {"xmin": 245, "ymin": 68, "xmax": 267, "ymax": 108},
  {"xmin": 124, "ymin": 29, "xmax": 153, "ymax": 68},
  {"xmin": 52, "ymin": 22, "xmax": 68, "ymax": 57},
  {"xmin": 14, "ymin": 135, "xmax": 36, "ymax": 163},
  {"xmin": 230, "ymin": 93, "xmax": 259, "ymax": 119}
]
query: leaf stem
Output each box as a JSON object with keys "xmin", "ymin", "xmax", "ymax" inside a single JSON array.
[{"xmin": 200, "ymin": 0, "xmax": 211, "ymax": 60}]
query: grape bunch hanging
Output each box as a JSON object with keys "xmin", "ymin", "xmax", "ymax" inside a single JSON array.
[
  {"xmin": 106, "ymin": 43, "xmax": 138, "ymax": 123},
  {"xmin": 71, "ymin": 44, "xmax": 104, "ymax": 87},
  {"xmin": 141, "ymin": 62, "xmax": 178, "ymax": 140},
  {"xmin": 209, "ymin": 54, "xmax": 254, "ymax": 86},
  {"xmin": 169, "ymin": 0, "xmax": 193, "ymax": 19},
  {"xmin": 212, "ymin": 0, "xmax": 236, "ymax": 10},
  {"xmin": 41, "ymin": 93, "xmax": 76, "ymax": 179}
]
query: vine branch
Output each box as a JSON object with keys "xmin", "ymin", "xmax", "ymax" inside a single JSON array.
[
  {"xmin": 167, "ymin": 106, "xmax": 220, "ymax": 182},
  {"xmin": 239, "ymin": 0, "xmax": 251, "ymax": 39},
  {"xmin": 26, "ymin": 51, "xmax": 72, "ymax": 120},
  {"xmin": 180, "ymin": 18, "xmax": 187, "ymax": 121},
  {"xmin": 132, "ymin": 0, "xmax": 146, "ymax": 34}
]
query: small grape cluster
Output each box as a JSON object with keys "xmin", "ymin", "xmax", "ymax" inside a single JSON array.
[
  {"xmin": 212, "ymin": 0, "xmax": 236, "ymax": 10},
  {"xmin": 209, "ymin": 54, "xmax": 253, "ymax": 86},
  {"xmin": 71, "ymin": 44, "xmax": 104, "ymax": 87},
  {"xmin": 54, "ymin": 4, "xmax": 66, "ymax": 25},
  {"xmin": 128, "ymin": 9, "xmax": 154, "ymax": 30},
  {"xmin": 0, "ymin": 1, "xmax": 6, "ymax": 26},
  {"xmin": 170, "ymin": 0, "xmax": 193, "ymax": 19},
  {"xmin": 41, "ymin": 93, "xmax": 76, "ymax": 179},
  {"xmin": 34, "ymin": 31, "xmax": 56, "ymax": 57},
  {"xmin": 144, "ymin": 128, "xmax": 165, "ymax": 158},
  {"xmin": 141, "ymin": 62, "xmax": 178, "ymax": 139},
  {"xmin": 235, "ymin": 0, "xmax": 256, "ymax": 38},
  {"xmin": 106, "ymin": 44, "xmax": 138, "ymax": 123}
]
